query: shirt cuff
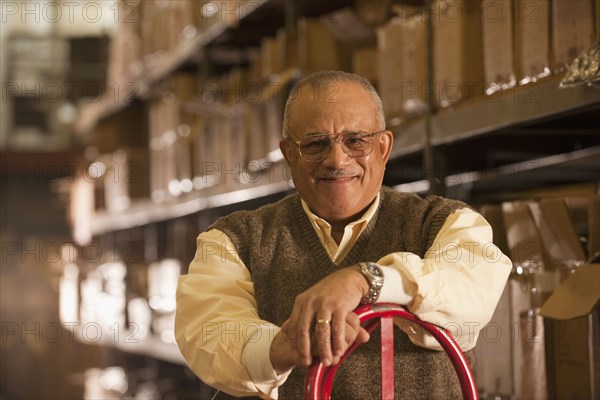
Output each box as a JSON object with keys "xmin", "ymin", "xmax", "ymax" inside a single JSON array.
[
  {"xmin": 379, "ymin": 266, "xmax": 414, "ymax": 305},
  {"xmin": 242, "ymin": 324, "xmax": 292, "ymax": 392}
]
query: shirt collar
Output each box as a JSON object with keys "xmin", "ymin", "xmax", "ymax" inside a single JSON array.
[{"xmin": 300, "ymin": 192, "xmax": 381, "ymax": 231}]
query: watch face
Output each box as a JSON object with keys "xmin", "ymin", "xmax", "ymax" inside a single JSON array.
[
  {"xmin": 360, "ymin": 262, "xmax": 384, "ymax": 304},
  {"xmin": 366, "ymin": 263, "xmax": 383, "ymax": 279}
]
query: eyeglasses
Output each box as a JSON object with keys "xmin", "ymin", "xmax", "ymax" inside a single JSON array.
[{"xmin": 287, "ymin": 131, "xmax": 384, "ymax": 162}]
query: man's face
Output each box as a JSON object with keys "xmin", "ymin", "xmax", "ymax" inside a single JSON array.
[{"xmin": 280, "ymin": 82, "xmax": 393, "ymax": 225}]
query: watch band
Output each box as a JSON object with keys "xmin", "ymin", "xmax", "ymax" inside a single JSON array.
[{"xmin": 358, "ymin": 262, "xmax": 384, "ymax": 304}]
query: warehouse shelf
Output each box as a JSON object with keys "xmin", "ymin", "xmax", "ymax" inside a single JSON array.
[
  {"xmin": 92, "ymin": 162, "xmax": 293, "ymax": 236},
  {"xmin": 460, "ymin": 146, "xmax": 600, "ymax": 198},
  {"xmin": 74, "ymin": 0, "xmax": 270, "ymax": 134},
  {"xmin": 73, "ymin": 0, "xmax": 361, "ymax": 134},
  {"xmin": 89, "ymin": 75, "xmax": 598, "ymax": 235},
  {"xmin": 63, "ymin": 0, "xmax": 599, "ymax": 390},
  {"xmin": 430, "ymin": 75, "xmax": 600, "ymax": 146},
  {"xmin": 389, "ymin": 117, "xmax": 426, "ymax": 159},
  {"xmin": 394, "ymin": 146, "xmax": 600, "ymax": 197},
  {"xmin": 388, "ymin": 75, "xmax": 600, "ymax": 160}
]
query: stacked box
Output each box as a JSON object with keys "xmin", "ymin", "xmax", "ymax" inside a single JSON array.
[
  {"xmin": 353, "ymin": 46, "xmax": 378, "ymax": 86},
  {"xmin": 551, "ymin": 0, "xmax": 595, "ymax": 71},
  {"xmin": 248, "ymin": 49, "xmax": 263, "ymax": 84},
  {"xmin": 298, "ymin": 18, "xmax": 345, "ymax": 75},
  {"xmin": 148, "ymin": 74, "xmax": 198, "ymax": 202},
  {"xmin": 491, "ymin": 196, "xmax": 600, "ymax": 399},
  {"xmin": 481, "ymin": 0, "xmax": 515, "ymax": 89},
  {"xmin": 261, "ymin": 37, "xmax": 279, "ymax": 80},
  {"xmin": 501, "ymin": 201, "xmax": 547, "ymax": 400},
  {"xmin": 276, "ymin": 27, "xmax": 299, "ymax": 72},
  {"xmin": 378, "ymin": 16, "xmax": 428, "ymax": 120},
  {"xmin": 513, "ymin": 0, "xmax": 550, "ymax": 82},
  {"xmin": 355, "ymin": 0, "xmax": 392, "ymax": 26},
  {"xmin": 472, "ymin": 205, "xmax": 512, "ymax": 396},
  {"xmin": 432, "ymin": 0, "xmax": 484, "ymax": 107},
  {"xmin": 597, "ymin": 0, "xmax": 600, "ymax": 41},
  {"xmin": 245, "ymin": 103, "xmax": 268, "ymax": 163},
  {"xmin": 103, "ymin": 148, "xmax": 149, "ymax": 212},
  {"xmin": 106, "ymin": 0, "xmax": 142, "ymax": 85}
]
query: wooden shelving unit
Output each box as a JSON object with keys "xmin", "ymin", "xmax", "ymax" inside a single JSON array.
[{"xmin": 66, "ymin": 0, "xmax": 599, "ymax": 396}]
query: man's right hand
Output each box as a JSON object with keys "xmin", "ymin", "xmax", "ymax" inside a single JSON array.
[{"xmin": 269, "ymin": 312, "xmax": 370, "ymax": 375}]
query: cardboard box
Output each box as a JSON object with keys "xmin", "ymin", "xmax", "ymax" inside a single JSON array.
[
  {"xmin": 513, "ymin": 0, "xmax": 550, "ymax": 82},
  {"xmin": 472, "ymin": 281, "xmax": 513, "ymax": 396},
  {"xmin": 481, "ymin": 0, "xmax": 515, "ymax": 87},
  {"xmin": 103, "ymin": 148, "xmax": 149, "ymax": 212},
  {"xmin": 298, "ymin": 18, "xmax": 343, "ymax": 75},
  {"xmin": 352, "ymin": 46, "xmax": 378, "ymax": 86},
  {"xmin": 588, "ymin": 197, "xmax": 600, "ymax": 258},
  {"xmin": 528, "ymin": 199, "xmax": 587, "ymax": 270},
  {"xmin": 432, "ymin": 0, "xmax": 484, "ymax": 107},
  {"xmin": 261, "ymin": 36, "xmax": 279, "ymax": 80},
  {"xmin": 502, "ymin": 201, "xmax": 546, "ymax": 266},
  {"xmin": 563, "ymin": 196, "xmax": 600, "ymax": 261},
  {"xmin": 501, "ymin": 200, "xmax": 548, "ymax": 399},
  {"xmin": 551, "ymin": 0, "xmax": 595, "ymax": 71},
  {"xmin": 244, "ymin": 103, "xmax": 267, "ymax": 163},
  {"xmin": 596, "ymin": 0, "xmax": 600, "ymax": 41},
  {"xmin": 540, "ymin": 264, "xmax": 600, "ymax": 399},
  {"xmin": 276, "ymin": 27, "xmax": 298, "ymax": 72},
  {"xmin": 247, "ymin": 49, "xmax": 263, "ymax": 85},
  {"xmin": 377, "ymin": 16, "xmax": 428, "ymax": 119},
  {"xmin": 355, "ymin": 0, "xmax": 391, "ymax": 26}
]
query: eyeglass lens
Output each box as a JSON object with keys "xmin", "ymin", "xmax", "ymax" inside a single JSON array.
[{"xmin": 299, "ymin": 132, "xmax": 375, "ymax": 161}]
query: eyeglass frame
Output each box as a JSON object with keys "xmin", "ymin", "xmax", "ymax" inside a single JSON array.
[{"xmin": 285, "ymin": 130, "xmax": 386, "ymax": 163}]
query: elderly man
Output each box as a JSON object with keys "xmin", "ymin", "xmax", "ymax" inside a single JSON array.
[{"xmin": 175, "ymin": 71, "xmax": 512, "ymax": 399}]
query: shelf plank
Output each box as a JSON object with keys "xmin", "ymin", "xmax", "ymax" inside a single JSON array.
[
  {"xmin": 388, "ymin": 76, "xmax": 599, "ymax": 163},
  {"xmin": 430, "ymin": 76, "xmax": 600, "ymax": 145},
  {"xmin": 389, "ymin": 117, "xmax": 426, "ymax": 159},
  {"xmin": 392, "ymin": 146, "xmax": 600, "ymax": 196},
  {"xmin": 92, "ymin": 163, "xmax": 293, "ymax": 235}
]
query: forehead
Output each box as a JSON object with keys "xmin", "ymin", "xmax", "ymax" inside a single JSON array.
[{"xmin": 287, "ymin": 81, "xmax": 378, "ymax": 137}]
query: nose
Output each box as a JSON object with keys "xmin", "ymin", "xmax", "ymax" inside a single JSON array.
[{"xmin": 321, "ymin": 140, "xmax": 351, "ymax": 168}]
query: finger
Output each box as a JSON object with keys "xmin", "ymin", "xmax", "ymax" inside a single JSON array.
[
  {"xmin": 331, "ymin": 312, "xmax": 346, "ymax": 357},
  {"xmin": 341, "ymin": 312, "xmax": 361, "ymax": 345},
  {"xmin": 356, "ymin": 326, "xmax": 370, "ymax": 344},
  {"xmin": 296, "ymin": 304, "xmax": 314, "ymax": 366},
  {"xmin": 314, "ymin": 316, "xmax": 334, "ymax": 366}
]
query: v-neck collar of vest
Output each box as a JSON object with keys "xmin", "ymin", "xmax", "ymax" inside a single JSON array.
[{"xmin": 291, "ymin": 188, "xmax": 386, "ymax": 271}]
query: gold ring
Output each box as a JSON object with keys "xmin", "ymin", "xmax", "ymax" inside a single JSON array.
[{"xmin": 316, "ymin": 319, "xmax": 331, "ymax": 325}]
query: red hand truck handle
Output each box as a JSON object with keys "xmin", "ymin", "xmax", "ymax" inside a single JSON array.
[{"xmin": 304, "ymin": 303, "xmax": 479, "ymax": 400}]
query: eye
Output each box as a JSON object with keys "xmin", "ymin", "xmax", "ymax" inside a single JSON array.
[
  {"xmin": 301, "ymin": 136, "xmax": 330, "ymax": 151},
  {"xmin": 343, "ymin": 133, "xmax": 367, "ymax": 147}
]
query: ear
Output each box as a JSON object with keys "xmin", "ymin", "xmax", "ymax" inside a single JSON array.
[
  {"xmin": 280, "ymin": 139, "xmax": 296, "ymax": 165},
  {"xmin": 377, "ymin": 130, "xmax": 394, "ymax": 163}
]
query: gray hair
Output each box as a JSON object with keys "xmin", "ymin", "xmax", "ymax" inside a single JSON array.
[{"xmin": 282, "ymin": 70, "xmax": 386, "ymax": 138}]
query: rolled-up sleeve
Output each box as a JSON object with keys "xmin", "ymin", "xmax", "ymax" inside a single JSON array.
[
  {"xmin": 175, "ymin": 229, "xmax": 290, "ymax": 399},
  {"xmin": 377, "ymin": 208, "xmax": 512, "ymax": 351}
]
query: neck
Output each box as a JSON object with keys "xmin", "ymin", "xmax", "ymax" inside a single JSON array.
[{"xmin": 330, "ymin": 228, "xmax": 344, "ymax": 245}]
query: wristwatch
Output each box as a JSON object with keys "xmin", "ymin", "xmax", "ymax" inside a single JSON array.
[{"xmin": 357, "ymin": 262, "xmax": 384, "ymax": 304}]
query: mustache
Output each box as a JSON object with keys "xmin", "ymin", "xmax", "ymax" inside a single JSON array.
[{"xmin": 319, "ymin": 169, "xmax": 357, "ymax": 179}]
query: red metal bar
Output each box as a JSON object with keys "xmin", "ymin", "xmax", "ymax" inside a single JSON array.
[
  {"xmin": 304, "ymin": 303, "xmax": 479, "ymax": 400},
  {"xmin": 380, "ymin": 316, "xmax": 395, "ymax": 400}
]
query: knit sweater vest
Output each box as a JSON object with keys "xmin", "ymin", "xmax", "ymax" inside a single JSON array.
[{"xmin": 210, "ymin": 187, "xmax": 473, "ymax": 400}]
